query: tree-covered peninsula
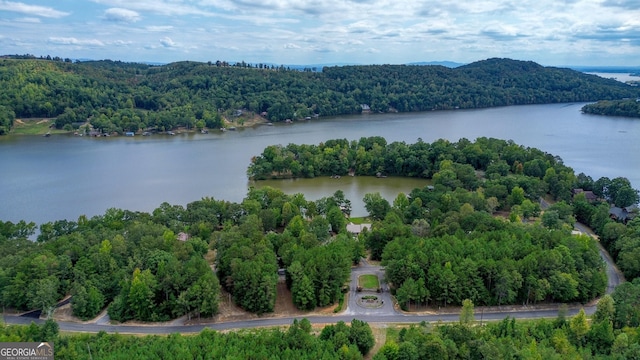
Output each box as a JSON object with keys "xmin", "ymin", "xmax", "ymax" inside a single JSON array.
[
  {"xmin": 1, "ymin": 56, "xmax": 639, "ymax": 135},
  {"xmin": 582, "ymin": 99, "xmax": 640, "ymax": 118}
]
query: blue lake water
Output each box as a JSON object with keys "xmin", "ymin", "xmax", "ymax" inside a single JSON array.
[{"xmin": 1, "ymin": 103, "xmax": 638, "ymax": 224}]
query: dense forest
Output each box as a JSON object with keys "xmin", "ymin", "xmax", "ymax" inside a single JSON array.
[
  {"xmin": 1, "ymin": 137, "xmax": 638, "ymax": 323},
  {"xmin": 0, "ymin": 318, "xmax": 375, "ymax": 359},
  {"xmin": 0, "ymin": 186, "xmax": 360, "ymax": 321},
  {"xmin": 1, "ymin": 56, "xmax": 639, "ymax": 135},
  {"xmin": 2, "ymin": 281, "xmax": 640, "ymax": 359},
  {"xmin": 250, "ymin": 136, "xmax": 640, "ymax": 306},
  {"xmin": 582, "ymin": 99, "xmax": 640, "ymax": 118}
]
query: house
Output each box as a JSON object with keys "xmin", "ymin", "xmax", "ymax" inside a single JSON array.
[
  {"xmin": 609, "ymin": 205, "xmax": 638, "ymax": 223},
  {"xmin": 346, "ymin": 223, "xmax": 371, "ymax": 235},
  {"xmin": 572, "ymin": 189, "xmax": 597, "ymax": 202},
  {"xmin": 609, "ymin": 207, "xmax": 628, "ymax": 222}
]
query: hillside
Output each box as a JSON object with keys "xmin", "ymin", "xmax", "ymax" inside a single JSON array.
[{"xmin": 1, "ymin": 57, "xmax": 639, "ymax": 135}]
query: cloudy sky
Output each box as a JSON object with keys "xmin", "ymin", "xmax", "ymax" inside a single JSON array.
[{"xmin": 1, "ymin": 0, "xmax": 638, "ymax": 66}]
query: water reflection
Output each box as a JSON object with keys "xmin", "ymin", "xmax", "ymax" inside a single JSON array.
[{"xmin": 251, "ymin": 176, "xmax": 432, "ymax": 217}]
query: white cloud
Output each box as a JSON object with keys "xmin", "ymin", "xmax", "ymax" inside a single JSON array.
[
  {"xmin": 0, "ymin": 1, "xmax": 69, "ymax": 18},
  {"xmin": 15, "ymin": 17, "xmax": 40, "ymax": 23},
  {"xmin": 160, "ymin": 36, "xmax": 176, "ymax": 48},
  {"xmin": 0, "ymin": 0, "xmax": 637, "ymax": 66},
  {"xmin": 48, "ymin": 37, "xmax": 105, "ymax": 46},
  {"xmin": 104, "ymin": 8, "xmax": 141, "ymax": 23},
  {"xmin": 92, "ymin": 0, "xmax": 216, "ymax": 16},
  {"xmin": 111, "ymin": 40, "xmax": 133, "ymax": 46},
  {"xmin": 146, "ymin": 25, "xmax": 174, "ymax": 32}
]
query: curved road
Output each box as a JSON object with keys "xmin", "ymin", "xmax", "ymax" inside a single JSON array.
[
  {"xmin": 3, "ymin": 219, "xmax": 624, "ymax": 334},
  {"xmin": 574, "ymin": 222, "xmax": 625, "ymax": 294}
]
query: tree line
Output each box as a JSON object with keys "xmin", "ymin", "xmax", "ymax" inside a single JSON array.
[
  {"xmin": 0, "ymin": 318, "xmax": 375, "ymax": 359},
  {"xmin": 1, "ymin": 57, "xmax": 639, "ymax": 135},
  {"xmin": 248, "ymin": 136, "xmax": 622, "ymax": 205}
]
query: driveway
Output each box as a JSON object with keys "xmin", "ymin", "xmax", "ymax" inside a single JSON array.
[{"xmin": 344, "ymin": 258, "xmax": 396, "ymax": 316}]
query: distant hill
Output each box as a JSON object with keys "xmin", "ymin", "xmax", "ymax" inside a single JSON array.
[{"xmin": 1, "ymin": 57, "xmax": 639, "ymax": 135}]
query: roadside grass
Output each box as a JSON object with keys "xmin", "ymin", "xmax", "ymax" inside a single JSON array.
[
  {"xmin": 384, "ymin": 326, "xmax": 403, "ymax": 344},
  {"xmin": 359, "ymin": 274, "xmax": 379, "ymax": 289},
  {"xmin": 333, "ymin": 292, "xmax": 345, "ymax": 313}
]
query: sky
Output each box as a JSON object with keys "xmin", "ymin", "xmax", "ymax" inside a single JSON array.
[{"xmin": 0, "ymin": 0, "xmax": 639, "ymax": 67}]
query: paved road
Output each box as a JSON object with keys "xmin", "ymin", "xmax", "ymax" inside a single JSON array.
[
  {"xmin": 574, "ymin": 222, "xmax": 625, "ymax": 294},
  {"xmin": 3, "ymin": 211, "xmax": 624, "ymax": 334},
  {"xmin": 541, "ymin": 197, "xmax": 625, "ymax": 294},
  {"xmin": 4, "ymin": 305, "xmax": 588, "ymax": 335}
]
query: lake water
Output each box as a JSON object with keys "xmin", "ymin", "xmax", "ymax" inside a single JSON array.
[
  {"xmin": 587, "ymin": 72, "xmax": 640, "ymax": 83},
  {"xmin": 1, "ymin": 103, "xmax": 639, "ymax": 225}
]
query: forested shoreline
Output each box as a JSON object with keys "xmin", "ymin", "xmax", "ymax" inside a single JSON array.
[
  {"xmin": 582, "ymin": 99, "xmax": 640, "ymax": 118},
  {"xmin": 1, "ymin": 56, "xmax": 639, "ymax": 135}
]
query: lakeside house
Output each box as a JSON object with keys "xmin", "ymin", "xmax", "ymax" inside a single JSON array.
[
  {"xmin": 346, "ymin": 223, "xmax": 371, "ymax": 235},
  {"xmin": 572, "ymin": 188, "xmax": 598, "ymax": 202},
  {"xmin": 609, "ymin": 204, "xmax": 638, "ymax": 223}
]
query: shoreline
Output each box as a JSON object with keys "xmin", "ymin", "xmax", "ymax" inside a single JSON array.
[{"xmin": 8, "ymin": 112, "xmax": 273, "ymax": 136}]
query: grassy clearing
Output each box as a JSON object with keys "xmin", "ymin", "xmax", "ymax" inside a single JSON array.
[
  {"xmin": 11, "ymin": 118, "xmax": 62, "ymax": 135},
  {"xmin": 359, "ymin": 274, "xmax": 380, "ymax": 289},
  {"xmin": 349, "ymin": 217, "xmax": 370, "ymax": 225}
]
